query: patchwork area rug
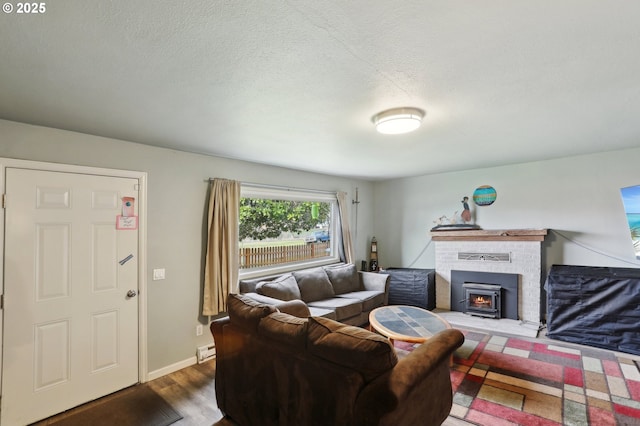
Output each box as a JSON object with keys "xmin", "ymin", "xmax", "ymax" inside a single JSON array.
[{"xmin": 397, "ymin": 329, "xmax": 640, "ymax": 425}]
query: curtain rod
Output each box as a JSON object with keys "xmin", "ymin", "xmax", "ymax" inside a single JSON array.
[{"xmin": 207, "ymin": 178, "xmax": 337, "ymax": 196}]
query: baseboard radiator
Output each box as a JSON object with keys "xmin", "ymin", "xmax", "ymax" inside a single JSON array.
[{"xmin": 197, "ymin": 344, "xmax": 216, "ymax": 363}]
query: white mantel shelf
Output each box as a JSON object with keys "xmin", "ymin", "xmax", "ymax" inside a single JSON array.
[{"xmin": 430, "ymin": 228, "xmax": 548, "ymax": 242}]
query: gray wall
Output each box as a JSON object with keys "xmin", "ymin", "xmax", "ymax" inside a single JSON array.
[
  {"xmin": 4, "ymin": 117, "xmax": 640, "ymax": 373},
  {"xmin": 0, "ymin": 119, "xmax": 375, "ymax": 372},
  {"xmin": 373, "ymin": 148, "xmax": 640, "ymax": 273}
]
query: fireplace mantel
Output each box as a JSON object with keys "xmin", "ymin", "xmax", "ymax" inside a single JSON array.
[{"xmin": 430, "ymin": 228, "xmax": 547, "ymax": 242}]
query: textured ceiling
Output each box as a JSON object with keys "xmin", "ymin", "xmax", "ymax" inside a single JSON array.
[{"xmin": 1, "ymin": 1, "xmax": 640, "ymax": 180}]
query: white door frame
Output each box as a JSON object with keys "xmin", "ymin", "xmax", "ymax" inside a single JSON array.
[{"xmin": 0, "ymin": 158, "xmax": 149, "ymax": 396}]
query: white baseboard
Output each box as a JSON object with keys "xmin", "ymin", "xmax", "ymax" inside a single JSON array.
[{"xmin": 146, "ymin": 356, "xmax": 197, "ymax": 382}]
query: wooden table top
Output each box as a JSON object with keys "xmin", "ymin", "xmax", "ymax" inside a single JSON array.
[{"xmin": 369, "ymin": 305, "xmax": 451, "ymax": 343}]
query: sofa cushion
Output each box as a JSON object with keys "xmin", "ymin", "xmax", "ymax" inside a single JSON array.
[
  {"xmin": 227, "ymin": 293, "xmax": 277, "ymax": 332},
  {"xmin": 241, "ymin": 292, "xmax": 284, "ymax": 305},
  {"xmin": 256, "ymin": 273, "xmax": 301, "ymax": 301},
  {"xmin": 293, "ymin": 267, "xmax": 335, "ymax": 302},
  {"xmin": 307, "ymin": 297, "xmax": 362, "ymax": 321},
  {"xmin": 258, "ymin": 312, "xmax": 308, "ymax": 350},
  {"xmin": 308, "ymin": 306, "xmax": 338, "ymax": 320},
  {"xmin": 308, "ymin": 315, "xmax": 344, "ymax": 334},
  {"xmin": 239, "ymin": 276, "xmax": 264, "ymax": 294},
  {"xmin": 324, "ymin": 263, "xmax": 360, "ymax": 294},
  {"xmin": 340, "ymin": 312, "xmax": 369, "ymax": 327},
  {"xmin": 336, "ymin": 290, "xmax": 385, "ymax": 312},
  {"xmin": 307, "ymin": 316, "xmax": 398, "ymax": 381}
]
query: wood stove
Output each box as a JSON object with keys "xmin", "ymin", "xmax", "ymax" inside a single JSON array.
[
  {"xmin": 462, "ymin": 283, "xmax": 502, "ymax": 318},
  {"xmin": 451, "ymin": 271, "xmax": 518, "ymax": 320}
]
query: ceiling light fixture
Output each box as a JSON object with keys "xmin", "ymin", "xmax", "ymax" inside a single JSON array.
[{"xmin": 372, "ymin": 107, "xmax": 425, "ymax": 135}]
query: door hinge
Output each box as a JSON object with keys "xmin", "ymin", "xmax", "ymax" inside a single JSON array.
[
  {"xmin": 1, "ymin": 294, "xmax": 3, "ymax": 309},
  {"xmin": 2, "ymin": 193, "xmax": 5, "ymax": 209}
]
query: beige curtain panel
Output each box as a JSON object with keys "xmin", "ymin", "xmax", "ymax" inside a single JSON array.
[
  {"xmin": 203, "ymin": 178, "xmax": 240, "ymax": 316},
  {"xmin": 337, "ymin": 191, "xmax": 354, "ymax": 264}
]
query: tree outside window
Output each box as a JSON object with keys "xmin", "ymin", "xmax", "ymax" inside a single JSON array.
[{"xmin": 238, "ymin": 189, "xmax": 338, "ymax": 272}]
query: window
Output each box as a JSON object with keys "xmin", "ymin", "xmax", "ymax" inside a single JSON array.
[{"xmin": 238, "ymin": 185, "xmax": 339, "ymax": 277}]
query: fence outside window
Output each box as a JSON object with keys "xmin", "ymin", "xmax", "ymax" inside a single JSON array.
[{"xmin": 239, "ymin": 241, "xmax": 330, "ymax": 269}]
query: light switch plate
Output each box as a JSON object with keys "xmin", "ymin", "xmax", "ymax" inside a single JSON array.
[{"xmin": 153, "ymin": 268, "xmax": 165, "ymax": 280}]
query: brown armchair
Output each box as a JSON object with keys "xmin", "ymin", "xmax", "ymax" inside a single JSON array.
[{"xmin": 210, "ymin": 294, "xmax": 464, "ymax": 426}]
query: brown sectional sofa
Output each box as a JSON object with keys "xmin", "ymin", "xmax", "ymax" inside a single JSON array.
[
  {"xmin": 239, "ymin": 263, "xmax": 389, "ymax": 326},
  {"xmin": 211, "ymin": 293, "xmax": 465, "ymax": 426}
]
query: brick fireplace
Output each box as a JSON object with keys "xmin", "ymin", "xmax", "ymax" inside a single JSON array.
[{"xmin": 431, "ymin": 229, "xmax": 547, "ymax": 325}]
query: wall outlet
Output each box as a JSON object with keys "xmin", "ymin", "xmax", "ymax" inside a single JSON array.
[
  {"xmin": 196, "ymin": 324, "xmax": 203, "ymax": 336},
  {"xmin": 152, "ymin": 268, "xmax": 166, "ymax": 280}
]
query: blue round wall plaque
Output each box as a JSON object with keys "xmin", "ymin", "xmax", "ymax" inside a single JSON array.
[{"xmin": 473, "ymin": 185, "xmax": 497, "ymax": 206}]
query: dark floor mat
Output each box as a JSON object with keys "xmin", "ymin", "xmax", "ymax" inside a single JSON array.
[{"xmin": 42, "ymin": 385, "xmax": 182, "ymax": 426}]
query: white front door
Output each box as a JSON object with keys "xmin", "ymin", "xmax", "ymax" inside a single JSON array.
[{"xmin": 2, "ymin": 168, "xmax": 140, "ymax": 425}]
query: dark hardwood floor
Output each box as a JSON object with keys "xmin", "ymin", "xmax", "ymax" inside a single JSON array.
[
  {"xmin": 33, "ymin": 360, "xmax": 227, "ymax": 426},
  {"xmin": 147, "ymin": 360, "xmax": 224, "ymax": 425},
  {"xmin": 33, "ymin": 357, "xmax": 468, "ymax": 426}
]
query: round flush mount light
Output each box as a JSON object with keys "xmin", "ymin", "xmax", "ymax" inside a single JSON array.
[{"xmin": 372, "ymin": 107, "xmax": 425, "ymax": 135}]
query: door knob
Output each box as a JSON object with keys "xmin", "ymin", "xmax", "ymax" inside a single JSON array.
[{"xmin": 127, "ymin": 290, "xmax": 138, "ymax": 298}]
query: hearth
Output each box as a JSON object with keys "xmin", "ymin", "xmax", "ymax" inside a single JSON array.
[{"xmin": 462, "ymin": 283, "xmax": 502, "ymax": 318}]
